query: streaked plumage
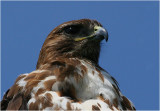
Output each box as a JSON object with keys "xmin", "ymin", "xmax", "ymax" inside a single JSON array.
[{"xmin": 1, "ymin": 19, "xmax": 135, "ymax": 110}]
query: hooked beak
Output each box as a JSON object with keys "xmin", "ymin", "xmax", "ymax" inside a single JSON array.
[
  {"xmin": 94, "ymin": 26, "xmax": 108, "ymax": 42},
  {"xmin": 75, "ymin": 26, "xmax": 108, "ymax": 42}
]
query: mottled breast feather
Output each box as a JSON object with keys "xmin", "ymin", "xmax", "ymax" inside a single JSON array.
[{"xmin": 1, "ymin": 58, "xmax": 135, "ymax": 110}]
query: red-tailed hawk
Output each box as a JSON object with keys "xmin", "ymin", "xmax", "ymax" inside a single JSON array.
[{"xmin": 1, "ymin": 19, "xmax": 135, "ymax": 110}]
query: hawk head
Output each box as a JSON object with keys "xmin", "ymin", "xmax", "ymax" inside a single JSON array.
[{"xmin": 36, "ymin": 19, "xmax": 108, "ymax": 69}]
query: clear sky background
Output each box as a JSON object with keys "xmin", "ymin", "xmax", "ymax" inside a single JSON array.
[{"xmin": 1, "ymin": 1, "xmax": 159, "ymax": 110}]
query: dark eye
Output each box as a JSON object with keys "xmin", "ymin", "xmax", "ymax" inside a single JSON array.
[{"xmin": 64, "ymin": 25, "xmax": 81, "ymax": 35}]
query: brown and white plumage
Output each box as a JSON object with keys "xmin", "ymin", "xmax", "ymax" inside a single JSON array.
[{"xmin": 1, "ymin": 19, "xmax": 135, "ymax": 110}]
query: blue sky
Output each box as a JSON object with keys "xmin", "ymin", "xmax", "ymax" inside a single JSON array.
[{"xmin": 1, "ymin": 1, "xmax": 159, "ymax": 110}]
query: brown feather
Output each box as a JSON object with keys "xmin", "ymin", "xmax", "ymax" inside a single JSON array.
[
  {"xmin": 121, "ymin": 96, "xmax": 135, "ymax": 110},
  {"xmin": 6, "ymin": 93, "xmax": 22, "ymax": 110},
  {"xmin": 1, "ymin": 89, "xmax": 11, "ymax": 110}
]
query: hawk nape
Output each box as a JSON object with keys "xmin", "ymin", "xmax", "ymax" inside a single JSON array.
[{"xmin": 1, "ymin": 19, "xmax": 135, "ymax": 110}]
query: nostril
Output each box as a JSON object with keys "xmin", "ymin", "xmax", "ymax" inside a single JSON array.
[{"xmin": 95, "ymin": 29, "xmax": 98, "ymax": 31}]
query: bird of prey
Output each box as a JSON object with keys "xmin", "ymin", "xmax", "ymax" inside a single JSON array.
[{"xmin": 1, "ymin": 19, "xmax": 135, "ymax": 110}]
